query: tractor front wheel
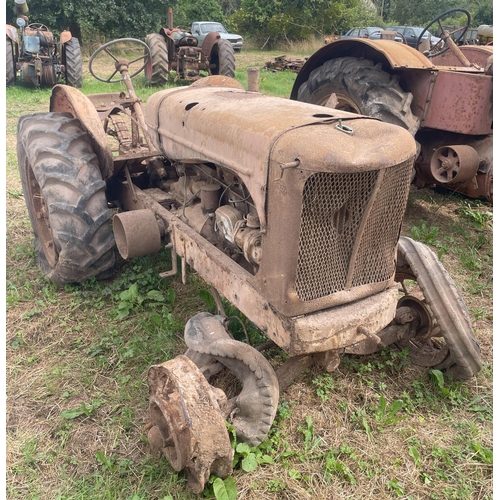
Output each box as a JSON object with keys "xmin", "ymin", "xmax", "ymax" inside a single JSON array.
[
  {"xmin": 63, "ymin": 37, "xmax": 83, "ymax": 88},
  {"xmin": 297, "ymin": 56, "xmax": 419, "ymax": 136},
  {"xmin": 144, "ymin": 33, "xmax": 169, "ymax": 86},
  {"xmin": 17, "ymin": 112, "xmax": 115, "ymax": 284}
]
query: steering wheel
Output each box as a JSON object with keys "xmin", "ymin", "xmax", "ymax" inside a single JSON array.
[
  {"xmin": 89, "ymin": 38, "xmax": 150, "ymax": 83},
  {"xmin": 417, "ymin": 8, "xmax": 471, "ymax": 57},
  {"xmin": 28, "ymin": 23, "xmax": 48, "ymax": 31}
]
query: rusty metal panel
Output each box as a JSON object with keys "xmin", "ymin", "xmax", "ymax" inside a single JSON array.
[
  {"xmin": 422, "ymin": 71, "xmax": 493, "ymax": 135},
  {"xmin": 431, "ymin": 45, "xmax": 493, "ymax": 68},
  {"xmin": 49, "ymin": 85, "xmax": 114, "ymax": 179}
]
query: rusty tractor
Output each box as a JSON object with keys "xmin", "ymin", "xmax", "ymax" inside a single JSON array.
[
  {"xmin": 143, "ymin": 7, "xmax": 235, "ymax": 85},
  {"xmin": 16, "ymin": 36, "xmax": 481, "ymax": 493},
  {"xmin": 292, "ymin": 8, "xmax": 493, "ymax": 201},
  {"xmin": 6, "ymin": 0, "xmax": 82, "ymax": 88}
]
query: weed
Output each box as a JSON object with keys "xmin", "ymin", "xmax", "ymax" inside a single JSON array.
[
  {"xmin": 324, "ymin": 450, "xmax": 356, "ymax": 485},
  {"xmin": 298, "ymin": 415, "xmax": 322, "ymax": 455},
  {"xmin": 386, "ymin": 478, "xmax": 405, "ymax": 496},
  {"xmin": 456, "ymin": 200, "xmax": 492, "ymax": 229},
  {"xmin": 374, "ymin": 395, "xmax": 406, "ymax": 427},
  {"xmin": 312, "ymin": 372, "xmax": 335, "ymax": 402},
  {"xmin": 267, "ymin": 478, "xmax": 286, "ymax": 492},
  {"xmin": 411, "ymin": 220, "xmax": 439, "ymax": 244},
  {"xmin": 60, "ymin": 400, "xmax": 103, "ymax": 420}
]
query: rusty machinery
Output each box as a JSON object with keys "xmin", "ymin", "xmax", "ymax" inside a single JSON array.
[
  {"xmin": 16, "ymin": 37, "xmax": 481, "ymax": 493},
  {"xmin": 143, "ymin": 7, "xmax": 235, "ymax": 85},
  {"xmin": 6, "ymin": 0, "xmax": 82, "ymax": 88},
  {"xmin": 292, "ymin": 8, "xmax": 493, "ymax": 201}
]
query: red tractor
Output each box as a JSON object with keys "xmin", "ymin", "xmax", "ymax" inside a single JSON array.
[{"xmin": 292, "ymin": 9, "xmax": 493, "ymax": 201}]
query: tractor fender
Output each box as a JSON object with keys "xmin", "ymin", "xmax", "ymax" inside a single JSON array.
[
  {"xmin": 6, "ymin": 25, "xmax": 18, "ymax": 44},
  {"xmin": 60, "ymin": 30, "xmax": 72, "ymax": 44},
  {"xmin": 291, "ymin": 39, "xmax": 434, "ymax": 100},
  {"xmin": 49, "ymin": 85, "xmax": 114, "ymax": 179},
  {"xmin": 201, "ymin": 31, "xmax": 220, "ymax": 58}
]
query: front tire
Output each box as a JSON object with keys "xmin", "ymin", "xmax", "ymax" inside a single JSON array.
[
  {"xmin": 6, "ymin": 37, "xmax": 16, "ymax": 86},
  {"xmin": 144, "ymin": 33, "xmax": 169, "ymax": 86},
  {"xmin": 210, "ymin": 39, "xmax": 235, "ymax": 78},
  {"xmin": 297, "ymin": 57, "xmax": 419, "ymax": 136},
  {"xmin": 17, "ymin": 112, "xmax": 115, "ymax": 284},
  {"xmin": 63, "ymin": 37, "xmax": 83, "ymax": 88},
  {"xmin": 396, "ymin": 237, "xmax": 481, "ymax": 380}
]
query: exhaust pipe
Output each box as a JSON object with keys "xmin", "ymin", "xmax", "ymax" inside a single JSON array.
[{"xmin": 113, "ymin": 209, "xmax": 161, "ymax": 259}]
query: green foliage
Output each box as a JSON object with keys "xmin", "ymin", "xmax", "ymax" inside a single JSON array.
[
  {"xmin": 230, "ymin": 0, "xmax": 382, "ymax": 47},
  {"xmin": 175, "ymin": 0, "xmax": 226, "ymax": 29},
  {"xmin": 324, "ymin": 446, "xmax": 357, "ymax": 484},
  {"xmin": 374, "ymin": 395, "xmax": 406, "ymax": 426},
  {"xmin": 456, "ymin": 200, "xmax": 492, "ymax": 229},
  {"xmin": 205, "ymin": 476, "xmax": 238, "ymax": 500},
  {"xmin": 411, "ymin": 220, "xmax": 439, "ymax": 244},
  {"xmin": 60, "ymin": 400, "xmax": 102, "ymax": 420},
  {"xmin": 312, "ymin": 372, "xmax": 335, "ymax": 402}
]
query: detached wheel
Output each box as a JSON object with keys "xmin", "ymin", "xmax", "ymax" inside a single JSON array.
[
  {"xmin": 145, "ymin": 33, "xmax": 169, "ymax": 85},
  {"xmin": 6, "ymin": 37, "xmax": 16, "ymax": 86},
  {"xmin": 396, "ymin": 237, "xmax": 481, "ymax": 380},
  {"xmin": 210, "ymin": 39, "xmax": 235, "ymax": 78},
  {"xmin": 297, "ymin": 56, "xmax": 420, "ymax": 136},
  {"xmin": 63, "ymin": 37, "xmax": 83, "ymax": 88},
  {"xmin": 17, "ymin": 112, "xmax": 115, "ymax": 284}
]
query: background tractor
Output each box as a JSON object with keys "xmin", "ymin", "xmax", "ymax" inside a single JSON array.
[
  {"xmin": 144, "ymin": 7, "xmax": 235, "ymax": 85},
  {"xmin": 16, "ymin": 37, "xmax": 481, "ymax": 493},
  {"xmin": 291, "ymin": 8, "xmax": 493, "ymax": 202},
  {"xmin": 6, "ymin": 0, "xmax": 82, "ymax": 88}
]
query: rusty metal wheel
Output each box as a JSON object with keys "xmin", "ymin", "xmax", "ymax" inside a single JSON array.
[
  {"xmin": 395, "ymin": 237, "xmax": 481, "ymax": 380},
  {"xmin": 147, "ymin": 355, "xmax": 234, "ymax": 494},
  {"xmin": 17, "ymin": 112, "xmax": 115, "ymax": 284}
]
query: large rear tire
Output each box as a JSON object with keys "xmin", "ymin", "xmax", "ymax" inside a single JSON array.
[
  {"xmin": 297, "ymin": 57, "xmax": 420, "ymax": 136},
  {"xmin": 144, "ymin": 33, "xmax": 169, "ymax": 86},
  {"xmin": 63, "ymin": 37, "xmax": 83, "ymax": 88},
  {"xmin": 17, "ymin": 112, "xmax": 115, "ymax": 284},
  {"xmin": 396, "ymin": 237, "xmax": 481, "ymax": 381},
  {"xmin": 210, "ymin": 39, "xmax": 235, "ymax": 78},
  {"xmin": 6, "ymin": 37, "xmax": 16, "ymax": 86}
]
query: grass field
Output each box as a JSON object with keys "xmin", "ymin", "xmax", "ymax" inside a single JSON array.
[{"xmin": 5, "ymin": 47, "xmax": 493, "ymax": 500}]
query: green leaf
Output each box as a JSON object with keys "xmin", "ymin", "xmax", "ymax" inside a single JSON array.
[
  {"xmin": 409, "ymin": 445, "xmax": 421, "ymax": 467},
  {"xmin": 236, "ymin": 442, "xmax": 251, "ymax": 455},
  {"xmin": 60, "ymin": 408, "xmax": 84, "ymax": 419},
  {"xmin": 146, "ymin": 290, "xmax": 164, "ymax": 302},
  {"xmin": 241, "ymin": 453, "xmax": 258, "ymax": 472},
  {"xmin": 223, "ymin": 476, "xmax": 238, "ymax": 500},
  {"xmin": 259, "ymin": 454, "xmax": 274, "ymax": 465},
  {"xmin": 213, "ymin": 477, "xmax": 230, "ymax": 500}
]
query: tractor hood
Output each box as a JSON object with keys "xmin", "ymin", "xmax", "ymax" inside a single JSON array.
[{"xmin": 145, "ymin": 82, "xmax": 416, "ymax": 229}]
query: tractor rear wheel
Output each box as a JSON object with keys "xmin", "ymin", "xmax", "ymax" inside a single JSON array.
[
  {"xmin": 17, "ymin": 112, "xmax": 115, "ymax": 284},
  {"xmin": 63, "ymin": 37, "xmax": 83, "ymax": 88},
  {"xmin": 6, "ymin": 37, "xmax": 16, "ymax": 86},
  {"xmin": 210, "ymin": 39, "xmax": 235, "ymax": 78},
  {"xmin": 297, "ymin": 56, "xmax": 419, "ymax": 136},
  {"xmin": 145, "ymin": 33, "xmax": 169, "ymax": 86}
]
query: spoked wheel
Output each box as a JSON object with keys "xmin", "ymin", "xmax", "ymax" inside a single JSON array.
[
  {"xmin": 147, "ymin": 355, "xmax": 234, "ymax": 494},
  {"xmin": 417, "ymin": 8, "xmax": 471, "ymax": 57},
  {"xmin": 395, "ymin": 237, "xmax": 481, "ymax": 380}
]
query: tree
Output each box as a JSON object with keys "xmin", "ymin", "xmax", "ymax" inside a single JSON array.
[{"xmin": 174, "ymin": 0, "xmax": 226, "ymax": 29}]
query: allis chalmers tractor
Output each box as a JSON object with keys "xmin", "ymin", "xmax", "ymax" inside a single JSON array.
[
  {"xmin": 6, "ymin": 0, "xmax": 82, "ymax": 88},
  {"xmin": 16, "ymin": 37, "xmax": 481, "ymax": 493},
  {"xmin": 292, "ymin": 9, "xmax": 493, "ymax": 201},
  {"xmin": 144, "ymin": 7, "xmax": 235, "ymax": 85}
]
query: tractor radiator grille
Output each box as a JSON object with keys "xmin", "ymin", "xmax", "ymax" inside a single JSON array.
[{"xmin": 296, "ymin": 160, "xmax": 413, "ymax": 301}]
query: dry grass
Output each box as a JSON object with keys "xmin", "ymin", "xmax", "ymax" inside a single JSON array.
[{"xmin": 6, "ymin": 50, "xmax": 493, "ymax": 500}]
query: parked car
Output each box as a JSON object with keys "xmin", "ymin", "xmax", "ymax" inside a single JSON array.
[
  {"xmin": 191, "ymin": 22, "xmax": 243, "ymax": 51},
  {"xmin": 341, "ymin": 27, "xmax": 383, "ymax": 39},
  {"xmin": 386, "ymin": 25, "xmax": 442, "ymax": 49}
]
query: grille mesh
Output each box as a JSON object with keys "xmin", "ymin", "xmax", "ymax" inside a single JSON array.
[{"xmin": 295, "ymin": 160, "xmax": 413, "ymax": 301}]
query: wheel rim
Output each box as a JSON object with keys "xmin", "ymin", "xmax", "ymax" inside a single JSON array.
[
  {"xmin": 25, "ymin": 161, "xmax": 57, "ymax": 267},
  {"xmin": 317, "ymin": 92, "xmax": 361, "ymax": 113}
]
